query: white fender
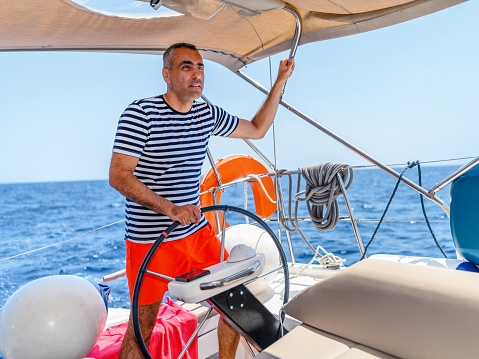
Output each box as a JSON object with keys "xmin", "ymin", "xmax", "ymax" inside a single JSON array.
[{"xmin": 0, "ymin": 275, "xmax": 107, "ymax": 359}]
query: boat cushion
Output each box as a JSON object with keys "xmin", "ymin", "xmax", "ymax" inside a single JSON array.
[
  {"xmin": 370, "ymin": 253, "xmax": 479, "ymax": 272},
  {"xmin": 281, "ymin": 258, "xmax": 479, "ymax": 359},
  {"xmin": 255, "ymin": 324, "xmax": 397, "ymax": 359}
]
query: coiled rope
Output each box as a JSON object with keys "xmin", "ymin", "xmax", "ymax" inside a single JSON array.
[
  {"xmin": 296, "ymin": 163, "xmax": 354, "ymax": 232},
  {"xmin": 275, "ymin": 163, "xmax": 352, "ymax": 269}
]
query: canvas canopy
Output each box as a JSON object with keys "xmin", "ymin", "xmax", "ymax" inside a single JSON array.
[{"xmin": 0, "ymin": 0, "xmax": 465, "ymax": 71}]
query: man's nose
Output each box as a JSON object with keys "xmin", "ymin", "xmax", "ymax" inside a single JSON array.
[{"xmin": 192, "ymin": 69, "xmax": 203, "ymax": 80}]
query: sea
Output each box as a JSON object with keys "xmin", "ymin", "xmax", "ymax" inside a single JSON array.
[{"xmin": 0, "ymin": 164, "xmax": 461, "ymax": 314}]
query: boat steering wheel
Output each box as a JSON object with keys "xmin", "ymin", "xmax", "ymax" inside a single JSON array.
[{"xmin": 132, "ymin": 204, "xmax": 290, "ymax": 359}]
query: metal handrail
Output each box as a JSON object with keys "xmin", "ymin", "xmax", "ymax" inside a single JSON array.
[{"xmin": 200, "ymin": 260, "xmax": 261, "ymax": 290}]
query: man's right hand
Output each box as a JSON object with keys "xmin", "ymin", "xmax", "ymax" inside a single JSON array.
[{"xmin": 168, "ymin": 204, "xmax": 202, "ymax": 226}]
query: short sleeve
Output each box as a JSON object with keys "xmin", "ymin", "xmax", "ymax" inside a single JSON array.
[
  {"xmin": 112, "ymin": 102, "xmax": 150, "ymax": 157},
  {"xmin": 210, "ymin": 104, "xmax": 239, "ymax": 137}
]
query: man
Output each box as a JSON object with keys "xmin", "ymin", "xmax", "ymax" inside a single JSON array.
[{"xmin": 109, "ymin": 42, "xmax": 295, "ymax": 359}]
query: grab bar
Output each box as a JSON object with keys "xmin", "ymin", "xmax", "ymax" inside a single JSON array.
[{"xmin": 200, "ymin": 261, "xmax": 260, "ymax": 290}]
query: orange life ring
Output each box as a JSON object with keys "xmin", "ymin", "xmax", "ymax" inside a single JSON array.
[{"xmin": 199, "ymin": 155, "xmax": 277, "ymax": 233}]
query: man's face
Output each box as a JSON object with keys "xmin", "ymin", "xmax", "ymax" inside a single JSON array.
[{"xmin": 163, "ymin": 48, "xmax": 205, "ymax": 102}]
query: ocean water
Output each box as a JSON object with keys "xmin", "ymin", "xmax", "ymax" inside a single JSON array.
[{"xmin": 0, "ymin": 164, "xmax": 461, "ymax": 312}]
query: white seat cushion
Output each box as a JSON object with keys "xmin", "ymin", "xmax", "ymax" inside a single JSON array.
[
  {"xmin": 281, "ymin": 258, "xmax": 479, "ymax": 359},
  {"xmin": 256, "ymin": 324, "xmax": 397, "ymax": 359}
]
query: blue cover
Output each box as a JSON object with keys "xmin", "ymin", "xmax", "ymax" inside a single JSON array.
[
  {"xmin": 90, "ymin": 282, "xmax": 111, "ymax": 312},
  {"xmin": 450, "ymin": 164, "xmax": 479, "ymax": 265}
]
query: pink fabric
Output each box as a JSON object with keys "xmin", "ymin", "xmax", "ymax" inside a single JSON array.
[{"xmin": 87, "ymin": 297, "xmax": 198, "ymax": 359}]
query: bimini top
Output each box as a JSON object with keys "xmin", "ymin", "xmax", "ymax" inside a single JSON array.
[{"xmin": 0, "ymin": 0, "xmax": 465, "ymax": 71}]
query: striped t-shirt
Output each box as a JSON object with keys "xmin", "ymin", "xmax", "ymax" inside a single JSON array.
[{"xmin": 113, "ymin": 95, "xmax": 239, "ymax": 243}]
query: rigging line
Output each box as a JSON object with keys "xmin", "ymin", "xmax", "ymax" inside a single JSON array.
[
  {"xmin": 0, "ymin": 220, "xmax": 125, "ymax": 263},
  {"xmin": 269, "ymin": 55, "xmax": 283, "ymax": 244},
  {"xmin": 360, "ymin": 163, "xmax": 414, "ymax": 260},
  {"xmin": 235, "ymin": 8, "xmax": 265, "ymax": 53},
  {"xmin": 351, "ymin": 156, "xmax": 476, "ymax": 169},
  {"xmin": 417, "ymin": 162, "xmax": 448, "ymax": 258},
  {"xmin": 269, "ymin": 56, "xmax": 277, "ymax": 172}
]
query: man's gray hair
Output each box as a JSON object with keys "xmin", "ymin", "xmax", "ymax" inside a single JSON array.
[{"xmin": 163, "ymin": 43, "xmax": 198, "ymax": 69}]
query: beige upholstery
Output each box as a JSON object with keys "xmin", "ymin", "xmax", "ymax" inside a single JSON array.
[
  {"xmin": 256, "ymin": 324, "xmax": 396, "ymax": 359},
  {"xmin": 1, "ymin": 1, "xmax": 464, "ymax": 71},
  {"xmin": 260, "ymin": 258, "xmax": 479, "ymax": 359}
]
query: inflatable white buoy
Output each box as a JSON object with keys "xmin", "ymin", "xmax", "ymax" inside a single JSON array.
[
  {"xmin": 224, "ymin": 224, "xmax": 280, "ymax": 295},
  {"xmin": 0, "ymin": 275, "xmax": 107, "ymax": 359}
]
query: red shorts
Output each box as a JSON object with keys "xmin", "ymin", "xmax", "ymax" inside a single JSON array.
[{"xmin": 125, "ymin": 223, "xmax": 228, "ymax": 305}]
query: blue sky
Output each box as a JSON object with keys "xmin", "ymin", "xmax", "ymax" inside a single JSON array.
[{"xmin": 0, "ymin": 1, "xmax": 477, "ymax": 184}]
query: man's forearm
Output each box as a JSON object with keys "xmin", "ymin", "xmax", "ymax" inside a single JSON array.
[
  {"xmin": 109, "ymin": 168, "xmax": 174, "ymax": 216},
  {"xmin": 109, "ymin": 153, "xmax": 201, "ymax": 226},
  {"xmin": 248, "ymin": 57, "xmax": 294, "ymax": 138},
  {"xmin": 250, "ymin": 80, "xmax": 284, "ymax": 138}
]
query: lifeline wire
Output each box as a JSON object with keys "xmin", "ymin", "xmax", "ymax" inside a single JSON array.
[
  {"xmin": 0, "ymin": 220, "xmax": 124, "ymax": 263},
  {"xmin": 351, "ymin": 156, "xmax": 476, "ymax": 169}
]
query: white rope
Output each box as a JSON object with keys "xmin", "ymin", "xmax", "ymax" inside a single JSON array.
[
  {"xmin": 313, "ymin": 244, "xmax": 345, "ymax": 269},
  {"xmin": 290, "ymin": 244, "xmax": 345, "ymax": 278},
  {"xmin": 200, "ymin": 174, "xmax": 276, "ymax": 204},
  {"xmin": 249, "ymin": 174, "xmax": 276, "ymax": 203}
]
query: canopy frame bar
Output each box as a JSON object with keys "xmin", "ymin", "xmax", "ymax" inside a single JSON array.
[{"xmin": 235, "ymin": 70, "xmax": 451, "ymax": 217}]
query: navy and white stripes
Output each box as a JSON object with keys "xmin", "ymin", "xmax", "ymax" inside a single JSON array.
[{"xmin": 113, "ymin": 95, "xmax": 239, "ymax": 243}]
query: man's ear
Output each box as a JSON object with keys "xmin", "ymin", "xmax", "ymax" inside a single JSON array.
[{"xmin": 162, "ymin": 67, "xmax": 170, "ymax": 84}]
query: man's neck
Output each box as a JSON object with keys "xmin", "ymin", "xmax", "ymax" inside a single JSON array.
[{"xmin": 163, "ymin": 93, "xmax": 193, "ymax": 113}]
